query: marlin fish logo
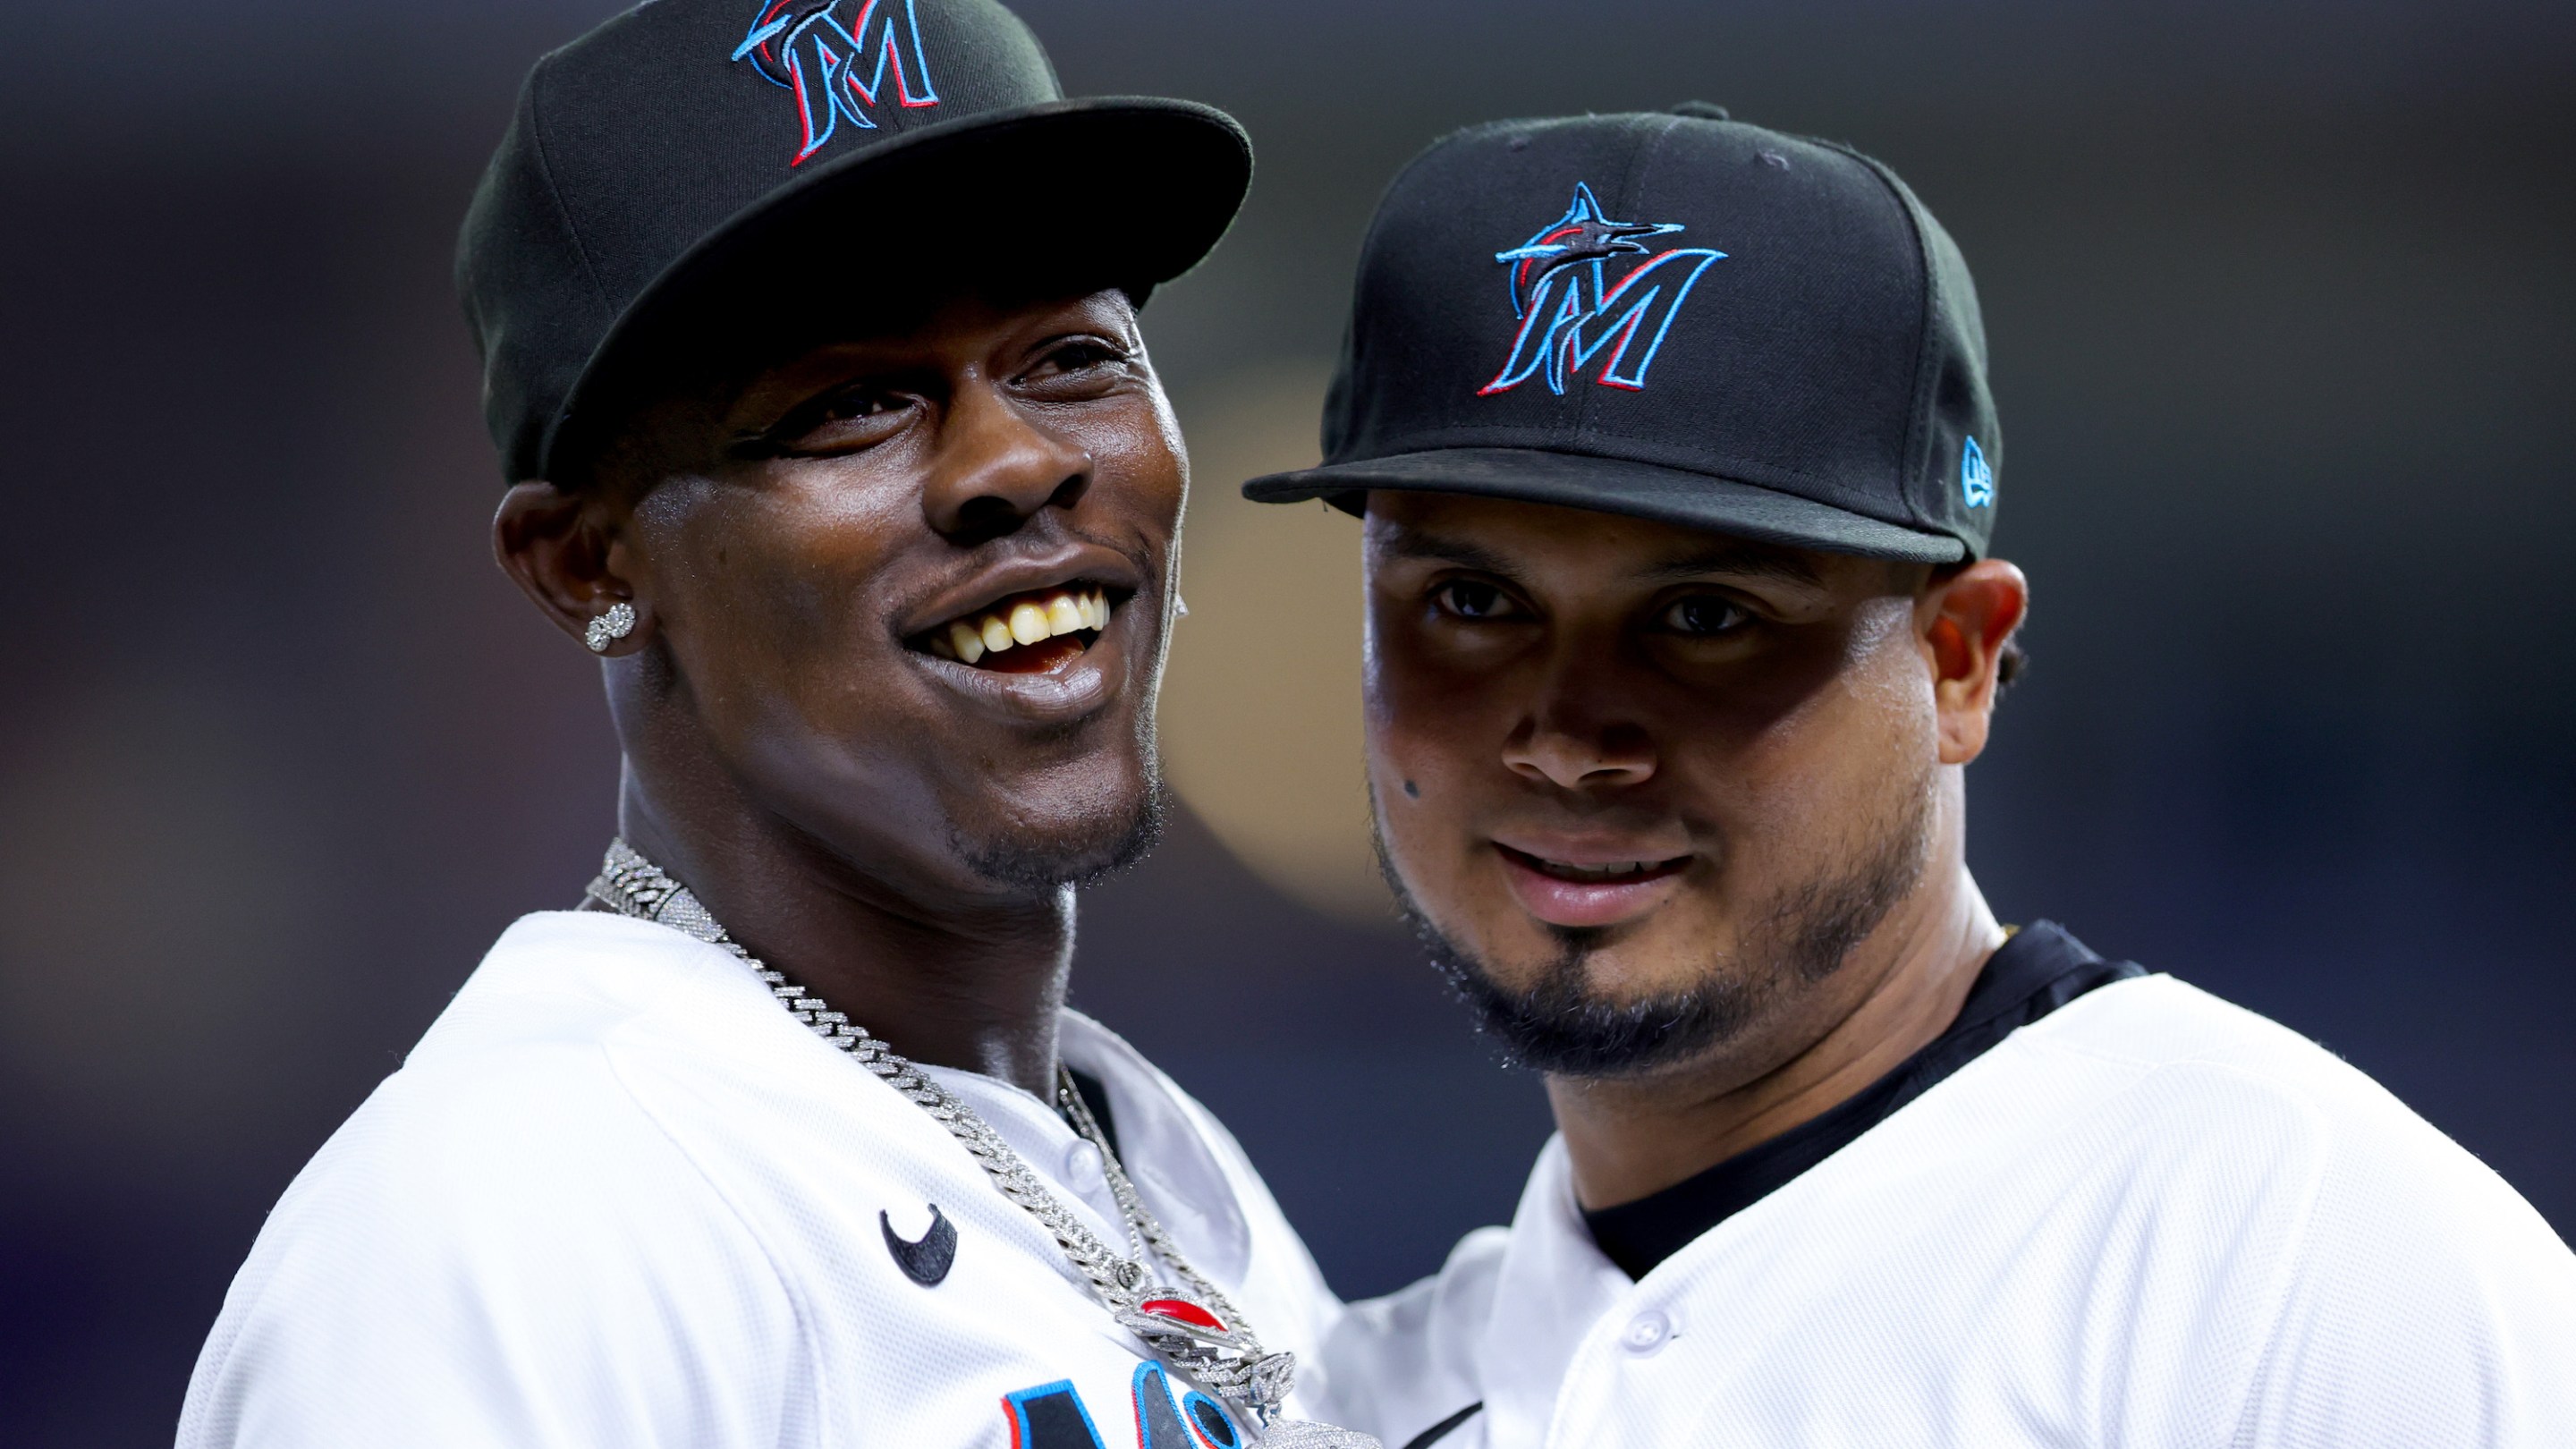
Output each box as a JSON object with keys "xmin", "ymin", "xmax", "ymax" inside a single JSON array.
[
  {"xmin": 1480, "ymin": 182, "xmax": 1725, "ymax": 396},
  {"xmin": 733, "ymin": 0, "xmax": 941, "ymax": 166}
]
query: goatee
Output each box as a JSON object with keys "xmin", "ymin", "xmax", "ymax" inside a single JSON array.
[{"xmin": 1377, "ymin": 774, "xmax": 1934, "ymax": 1079}]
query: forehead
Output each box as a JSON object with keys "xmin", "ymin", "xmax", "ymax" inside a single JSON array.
[{"xmin": 1360, "ymin": 490, "xmax": 1869, "ymax": 592}]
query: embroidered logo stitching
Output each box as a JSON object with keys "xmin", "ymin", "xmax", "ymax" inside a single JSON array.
[
  {"xmin": 1479, "ymin": 182, "xmax": 1725, "ymax": 396},
  {"xmin": 733, "ymin": 0, "xmax": 942, "ymax": 165}
]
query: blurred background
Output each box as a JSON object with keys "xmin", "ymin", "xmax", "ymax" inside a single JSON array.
[{"xmin": 4, "ymin": 0, "xmax": 2572, "ymax": 1441}]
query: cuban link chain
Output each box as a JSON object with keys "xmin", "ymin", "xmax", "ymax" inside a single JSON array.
[{"xmin": 586, "ymin": 840, "xmax": 1377, "ymax": 1446}]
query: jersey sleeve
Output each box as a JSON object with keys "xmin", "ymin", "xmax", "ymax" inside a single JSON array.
[
  {"xmin": 2231, "ymin": 1087, "xmax": 2576, "ymax": 1447},
  {"xmin": 175, "ymin": 1045, "xmax": 811, "ymax": 1449}
]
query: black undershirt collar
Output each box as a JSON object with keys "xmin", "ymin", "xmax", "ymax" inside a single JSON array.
[
  {"xmin": 1066, "ymin": 1067, "xmax": 1120, "ymax": 1160},
  {"xmin": 1580, "ymin": 921, "xmax": 2144, "ymax": 1280}
]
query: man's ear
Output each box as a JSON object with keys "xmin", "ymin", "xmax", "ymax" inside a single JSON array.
[
  {"xmin": 493, "ymin": 481, "xmax": 653, "ymax": 657},
  {"xmin": 1921, "ymin": 557, "xmax": 2029, "ymax": 766}
]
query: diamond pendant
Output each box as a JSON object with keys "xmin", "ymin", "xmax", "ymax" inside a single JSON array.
[
  {"xmin": 1123, "ymin": 1295, "xmax": 1239, "ymax": 1343},
  {"xmin": 1115, "ymin": 1297, "xmax": 1379, "ymax": 1447},
  {"xmin": 1255, "ymin": 1421, "xmax": 1382, "ymax": 1448}
]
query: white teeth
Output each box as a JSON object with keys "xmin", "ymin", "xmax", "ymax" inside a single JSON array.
[
  {"xmin": 935, "ymin": 589, "xmax": 1111, "ymax": 664},
  {"xmin": 1548, "ymin": 860, "xmax": 1654, "ymax": 881}
]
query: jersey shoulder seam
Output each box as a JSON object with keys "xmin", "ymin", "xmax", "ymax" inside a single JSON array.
[
  {"xmin": 2223, "ymin": 1097, "xmax": 2343, "ymax": 1447},
  {"xmin": 595, "ymin": 1028, "xmax": 828, "ymax": 1436}
]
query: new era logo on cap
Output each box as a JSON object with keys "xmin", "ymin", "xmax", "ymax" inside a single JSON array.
[{"xmin": 1962, "ymin": 436, "xmax": 1995, "ymax": 508}]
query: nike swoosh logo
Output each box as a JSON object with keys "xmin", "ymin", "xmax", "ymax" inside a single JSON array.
[
  {"xmin": 881, "ymin": 1203, "xmax": 957, "ymax": 1286},
  {"xmin": 1405, "ymin": 1402, "xmax": 1483, "ymax": 1449}
]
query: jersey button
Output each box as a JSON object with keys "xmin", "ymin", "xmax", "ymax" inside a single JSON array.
[
  {"xmin": 1063, "ymin": 1140, "xmax": 1105, "ymax": 1184},
  {"xmin": 1620, "ymin": 1310, "xmax": 1673, "ymax": 1356}
]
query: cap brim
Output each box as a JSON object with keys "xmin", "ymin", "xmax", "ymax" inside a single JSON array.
[
  {"xmin": 1245, "ymin": 447, "xmax": 1966, "ymax": 564},
  {"xmin": 550, "ymin": 97, "xmax": 1251, "ymax": 476}
]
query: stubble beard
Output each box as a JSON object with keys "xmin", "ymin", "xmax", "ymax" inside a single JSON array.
[
  {"xmin": 949, "ymin": 724, "xmax": 1171, "ymax": 894},
  {"xmin": 946, "ymin": 602, "xmax": 1177, "ymax": 895},
  {"xmin": 1378, "ymin": 769, "xmax": 1937, "ymax": 1080}
]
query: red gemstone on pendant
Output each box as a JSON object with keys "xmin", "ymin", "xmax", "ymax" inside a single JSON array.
[{"xmin": 1137, "ymin": 1298, "xmax": 1227, "ymax": 1332}]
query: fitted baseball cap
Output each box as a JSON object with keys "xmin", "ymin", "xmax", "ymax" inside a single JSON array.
[
  {"xmin": 458, "ymin": 0, "xmax": 1252, "ymax": 483},
  {"xmin": 1245, "ymin": 106, "xmax": 1999, "ymax": 562}
]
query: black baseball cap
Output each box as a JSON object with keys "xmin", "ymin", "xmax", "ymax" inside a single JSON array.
[
  {"xmin": 1245, "ymin": 107, "xmax": 1999, "ymax": 562},
  {"xmin": 458, "ymin": 0, "xmax": 1252, "ymax": 484}
]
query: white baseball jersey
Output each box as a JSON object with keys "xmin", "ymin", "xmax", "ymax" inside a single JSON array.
[
  {"xmin": 1317, "ymin": 972, "xmax": 2576, "ymax": 1448},
  {"xmin": 177, "ymin": 911, "xmax": 1342, "ymax": 1449}
]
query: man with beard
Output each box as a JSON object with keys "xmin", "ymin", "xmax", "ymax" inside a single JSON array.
[
  {"xmin": 1246, "ymin": 107, "xmax": 2576, "ymax": 1447},
  {"xmin": 176, "ymin": 1, "xmax": 1376, "ymax": 1445}
]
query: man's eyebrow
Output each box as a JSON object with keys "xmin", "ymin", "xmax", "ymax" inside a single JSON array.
[
  {"xmin": 1372, "ymin": 524, "xmax": 1828, "ymax": 589},
  {"xmin": 1369, "ymin": 528, "xmax": 1522, "ymax": 577},
  {"xmin": 1638, "ymin": 544, "xmax": 1826, "ymax": 589}
]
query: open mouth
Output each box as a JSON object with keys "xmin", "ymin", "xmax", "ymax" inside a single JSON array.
[
  {"xmin": 1494, "ymin": 843, "xmax": 1693, "ymax": 928},
  {"xmin": 1496, "ymin": 844, "xmax": 1691, "ymax": 885},
  {"xmin": 918, "ymin": 585, "xmax": 1115, "ymax": 675}
]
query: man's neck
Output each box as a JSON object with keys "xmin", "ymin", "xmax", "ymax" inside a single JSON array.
[
  {"xmin": 611, "ymin": 767, "xmax": 1076, "ymax": 1099},
  {"xmin": 1546, "ymin": 865, "xmax": 2004, "ymax": 1211}
]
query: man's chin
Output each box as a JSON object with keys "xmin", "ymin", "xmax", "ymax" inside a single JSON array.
[
  {"xmin": 1376, "ymin": 826, "xmax": 1753, "ymax": 1075},
  {"xmin": 950, "ymin": 779, "xmax": 1168, "ymax": 894},
  {"xmin": 1428, "ymin": 929, "xmax": 1767, "ymax": 1078}
]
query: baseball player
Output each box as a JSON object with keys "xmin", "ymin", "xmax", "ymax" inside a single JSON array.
[
  {"xmin": 1245, "ymin": 107, "xmax": 2576, "ymax": 1447},
  {"xmin": 175, "ymin": 1, "xmax": 1376, "ymax": 1444}
]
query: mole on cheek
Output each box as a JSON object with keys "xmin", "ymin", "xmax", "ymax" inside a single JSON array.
[{"xmin": 1403, "ymin": 780, "xmax": 1420, "ymax": 798}]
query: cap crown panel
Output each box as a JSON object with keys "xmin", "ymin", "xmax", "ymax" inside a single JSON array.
[
  {"xmin": 538, "ymin": 0, "xmax": 1060, "ymax": 308},
  {"xmin": 1334, "ymin": 118, "xmax": 1931, "ymax": 526},
  {"xmin": 1311, "ymin": 110, "xmax": 2001, "ymax": 558}
]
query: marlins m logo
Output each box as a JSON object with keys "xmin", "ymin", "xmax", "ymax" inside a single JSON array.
[
  {"xmin": 733, "ymin": 0, "xmax": 941, "ymax": 166},
  {"xmin": 1479, "ymin": 182, "xmax": 1724, "ymax": 396}
]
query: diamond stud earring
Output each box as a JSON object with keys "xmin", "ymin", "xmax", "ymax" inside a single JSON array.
[{"xmin": 584, "ymin": 601, "xmax": 637, "ymax": 654}]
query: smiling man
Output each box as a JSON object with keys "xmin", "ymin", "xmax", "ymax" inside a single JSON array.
[
  {"xmin": 174, "ymin": 2, "xmax": 1377, "ymax": 1445},
  {"xmin": 1249, "ymin": 108, "xmax": 2576, "ymax": 1447}
]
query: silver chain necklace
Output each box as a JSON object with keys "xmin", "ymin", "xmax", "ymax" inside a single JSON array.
[{"xmin": 585, "ymin": 840, "xmax": 1377, "ymax": 1447}]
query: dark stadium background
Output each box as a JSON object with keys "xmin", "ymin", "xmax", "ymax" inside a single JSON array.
[{"xmin": 3, "ymin": 1, "xmax": 2572, "ymax": 1442}]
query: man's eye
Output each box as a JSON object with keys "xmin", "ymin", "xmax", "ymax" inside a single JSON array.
[
  {"xmin": 745, "ymin": 385, "xmax": 915, "ymax": 458},
  {"xmin": 1435, "ymin": 580, "xmax": 1517, "ymax": 620},
  {"xmin": 819, "ymin": 389, "xmax": 902, "ymax": 421},
  {"xmin": 1028, "ymin": 339, "xmax": 1128, "ymax": 378},
  {"xmin": 1661, "ymin": 596, "xmax": 1750, "ymax": 636},
  {"xmin": 764, "ymin": 387, "xmax": 906, "ymax": 442}
]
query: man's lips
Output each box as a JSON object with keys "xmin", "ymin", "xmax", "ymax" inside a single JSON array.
[
  {"xmin": 1494, "ymin": 843, "xmax": 1692, "ymax": 929},
  {"xmin": 909, "ymin": 613, "xmax": 1129, "ymax": 726},
  {"xmin": 890, "ymin": 539, "xmax": 1157, "ymax": 725},
  {"xmin": 919, "ymin": 583, "xmax": 1113, "ymax": 673},
  {"xmin": 900, "ymin": 546, "xmax": 1140, "ymax": 643}
]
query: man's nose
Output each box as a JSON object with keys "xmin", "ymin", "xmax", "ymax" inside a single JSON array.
[
  {"xmin": 1500, "ymin": 657, "xmax": 1658, "ymax": 791},
  {"xmin": 919, "ymin": 377, "xmax": 1091, "ymax": 544}
]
